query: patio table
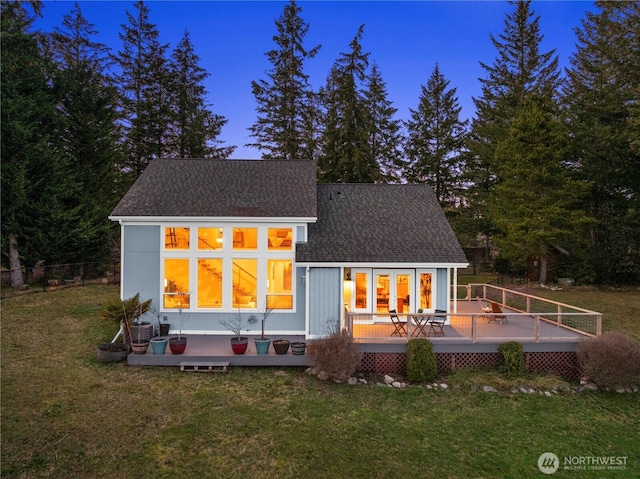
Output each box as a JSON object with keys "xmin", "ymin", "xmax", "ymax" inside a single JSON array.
[{"xmin": 411, "ymin": 315, "xmax": 429, "ymax": 337}]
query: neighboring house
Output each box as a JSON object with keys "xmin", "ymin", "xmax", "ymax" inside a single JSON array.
[{"xmin": 109, "ymin": 159, "xmax": 468, "ymax": 338}]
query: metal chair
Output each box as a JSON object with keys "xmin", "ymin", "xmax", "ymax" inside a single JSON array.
[
  {"xmin": 389, "ymin": 309, "xmax": 407, "ymax": 336},
  {"xmin": 426, "ymin": 309, "xmax": 447, "ymax": 336}
]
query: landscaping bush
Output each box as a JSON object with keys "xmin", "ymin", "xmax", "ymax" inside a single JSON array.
[
  {"xmin": 577, "ymin": 332, "xmax": 640, "ymax": 389},
  {"xmin": 406, "ymin": 339, "xmax": 438, "ymax": 383},
  {"xmin": 498, "ymin": 341, "xmax": 525, "ymax": 379},
  {"xmin": 308, "ymin": 329, "xmax": 362, "ymax": 382}
]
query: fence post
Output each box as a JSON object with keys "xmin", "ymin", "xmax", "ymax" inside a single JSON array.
[
  {"xmin": 471, "ymin": 315, "xmax": 477, "ymax": 343},
  {"xmin": 534, "ymin": 315, "xmax": 540, "ymax": 342}
]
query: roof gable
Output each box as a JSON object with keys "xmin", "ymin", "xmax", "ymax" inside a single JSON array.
[
  {"xmin": 296, "ymin": 184, "xmax": 467, "ymax": 264},
  {"xmin": 110, "ymin": 159, "xmax": 317, "ymax": 219}
]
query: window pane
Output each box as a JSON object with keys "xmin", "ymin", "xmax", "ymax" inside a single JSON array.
[
  {"xmin": 376, "ymin": 274, "xmax": 390, "ymax": 313},
  {"xmin": 233, "ymin": 259, "xmax": 257, "ymax": 308},
  {"xmin": 164, "ymin": 258, "xmax": 190, "ymax": 308},
  {"xmin": 165, "ymin": 227, "xmax": 189, "ymax": 249},
  {"xmin": 198, "ymin": 228, "xmax": 223, "ymax": 250},
  {"xmin": 198, "ymin": 259, "xmax": 222, "ymax": 308},
  {"xmin": 232, "ymin": 228, "xmax": 257, "ymax": 250},
  {"xmin": 267, "ymin": 228, "xmax": 292, "ymax": 250},
  {"xmin": 267, "ymin": 295, "xmax": 293, "ymax": 309},
  {"xmin": 420, "ymin": 273, "xmax": 432, "ymax": 310},
  {"xmin": 355, "ymin": 272, "xmax": 368, "ymax": 309}
]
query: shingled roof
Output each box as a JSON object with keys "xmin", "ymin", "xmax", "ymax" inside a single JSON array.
[
  {"xmin": 110, "ymin": 159, "xmax": 317, "ymax": 218},
  {"xmin": 295, "ymin": 184, "xmax": 468, "ymax": 264}
]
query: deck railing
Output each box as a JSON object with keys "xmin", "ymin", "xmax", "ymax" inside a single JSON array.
[{"xmin": 345, "ymin": 284, "xmax": 602, "ymax": 343}]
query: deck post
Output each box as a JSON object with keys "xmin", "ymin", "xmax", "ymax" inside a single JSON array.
[
  {"xmin": 596, "ymin": 314, "xmax": 602, "ymax": 336},
  {"xmin": 534, "ymin": 315, "xmax": 540, "ymax": 342},
  {"xmin": 471, "ymin": 315, "xmax": 477, "ymax": 343}
]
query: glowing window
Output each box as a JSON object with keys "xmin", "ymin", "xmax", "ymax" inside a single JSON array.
[
  {"xmin": 355, "ymin": 272, "xmax": 368, "ymax": 309},
  {"xmin": 233, "ymin": 228, "xmax": 257, "ymax": 250},
  {"xmin": 164, "ymin": 258, "xmax": 190, "ymax": 309},
  {"xmin": 198, "ymin": 228, "xmax": 223, "ymax": 250},
  {"xmin": 197, "ymin": 259, "xmax": 222, "ymax": 308},
  {"xmin": 266, "ymin": 259, "xmax": 292, "ymax": 309},
  {"xmin": 267, "ymin": 228, "xmax": 293, "ymax": 250},
  {"xmin": 232, "ymin": 259, "xmax": 257, "ymax": 308},
  {"xmin": 420, "ymin": 273, "xmax": 433, "ymax": 310},
  {"xmin": 165, "ymin": 227, "xmax": 190, "ymax": 249}
]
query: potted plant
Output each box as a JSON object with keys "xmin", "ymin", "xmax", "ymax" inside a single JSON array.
[
  {"xmin": 168, "ymin": 293, "xmax": 189, "ymax": 354},
  {"xmin": 220, "ymin": 310, "xmax": 250, "ymax": 354},
  {"xmin": 253, "ymin": 306, "xmax": 273, "ymax": 355},
  {"xmin": 290, "ymin": 341, "xmax": 306, "ymax": 355},
  {"xmin": 149, "ymin": 304, "xmax": 169, "ymax": 355},
  {"xmin": 272, "ymin": 339, "xmax": 290, "ymax": 354},
  {"xmin": 99, "ymin": 293, "xmax": 152, "ymax": 355}
]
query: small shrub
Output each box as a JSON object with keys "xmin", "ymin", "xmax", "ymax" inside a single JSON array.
[
  {"xmin": 308, "ymin": 330, "xmax": 362, "ymax": 382},
  {"xmin": 498, "ymin": 342, "xmax": 525, "ymax": 379},
  {"xmin": 406, "ymin": 339, "xmax": 438, "ymax": 383},
  {"xmin": 577, "ymin": 332, "xmax": 640, "ymax": 389}
]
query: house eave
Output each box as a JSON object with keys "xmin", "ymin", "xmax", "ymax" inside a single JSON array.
[
  {"xmin": 296, "ymin": 261, "xmax": 469, "ymax": 269},
  {"xmin": 109, "ymin": 215, "xmax": 318, "ymax": 224}
]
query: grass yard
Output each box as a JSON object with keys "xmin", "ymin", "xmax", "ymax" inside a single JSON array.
[{"xmin": 2, "ymin": 286, "xmax": 639, "ymax": 478}]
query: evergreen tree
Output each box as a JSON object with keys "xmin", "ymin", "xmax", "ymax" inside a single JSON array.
[
  {"xmin": 49, "ymin": 2, "xmax": 124, "ymax": 265},
  {"xmin": 565, "ymin": 1, "xmax": 640, "ymax": 283},
  {"xmin": 248, "ymin": 0, "xmax": 320, "ymax": 160},
  {"xmin": 465, "ymin": 0, "xmax": 561, "ymax": 250},
  {"xmin": 317, "ymin": 25, "xmax": 379, "ymax": 183},
  {"xmin": 364, "ymin": 63, "xmax": 405, "ymax": 183},
  {"xmin": 114, "ymin": 0, "xmax": 171, "ymax": 181},
  {"xmin": 487, "ymin": 95, "xmax": 589, "ymax": 283},
  {"xmin": 1, "ymin": 0, "xmax": 78, "ymax": 286},
  {"xmin": 167, "ymin": 30, "xmax": 234, "ymax": 159},
  {"xmin": 404, "ymin": 63, "xmax": 467, "ymax": 207}
]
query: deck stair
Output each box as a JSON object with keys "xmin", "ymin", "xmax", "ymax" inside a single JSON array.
[{"xmin": 179, "ymin": 361, "xmax": 230, "ymax": 373}]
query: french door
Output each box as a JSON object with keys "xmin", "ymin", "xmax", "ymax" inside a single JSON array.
[{"xmin": 374, "ymin": 270, "xmax": 413, "ymax": 315}]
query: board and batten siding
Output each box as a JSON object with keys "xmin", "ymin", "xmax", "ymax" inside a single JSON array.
[
  {"xmin": 436, "ymin": 268, "xmax": 449, "ymax": 311},
  {"xmin": 307, "ymin": 268, "xmax": 341, "ymax": 337},
  {"xmin": 122, "ymin": 225, "xmax": 161, "ymax": 305}
]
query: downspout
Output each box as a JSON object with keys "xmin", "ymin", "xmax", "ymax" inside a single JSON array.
[
  {"xmin": 304, "ymin": 265, "xmax": 310, "ymax": 339},
  {"xmin": 119, "ymin": 220, "xmax": 125, "ymax": 300}
]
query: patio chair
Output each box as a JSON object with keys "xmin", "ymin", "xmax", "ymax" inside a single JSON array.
[
  {"xmin": 486, "ymin": 302, "xmax": 508, "ymax": 324},
  {"xmin": 389, "ymin": 309, "xmax": 407, "ymax": 337},
  {"xmin": 426, "ymin": 309, "xmax": 447, "ymax": 336}
]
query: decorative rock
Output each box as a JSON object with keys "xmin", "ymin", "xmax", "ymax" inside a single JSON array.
[
  {"xmin": 347, "ymin": 377, "xmax": 358, "ymax": 386},
  {"xmin": 615, "ymin": 387, "xmax": 626, "ymax": 393},
  {"xmin": 426, "ymin": 384, "xmax": 432, "ymax": 389},
  {"xmin": 358, "ymin": 378, "xmax": 368, "ymax": 385},
  {"xmin": 392, "ymin": 381, "xmax": 403, "ymax": 388},
  {"xmin": 440, "ymin": 383, "xmax": 448, "ymax": 389},
  {"xmin": 511, "ymin": 388, "xmax": 519, "ymax": 394},
  {"xmin": 583, "ymin": 383, "xmax": 598, "ymax": 391},
  {"xmin": 383, "ymin": 374, "xmax": 395, "ymax": 385},
  {"xmin": 317, "ymin": 371, "xmax": 329, "ymax": 381},
  {"xmin": 528, "ymin": 389, "xmax": 535, "ymax": 394},
  {"xmin": 482, "ymin": 385, "xmax": 497, "ymax": 393},
  {"xmin": 632, "ymin": 385, "xmax": 638, "ymax": 393},
  {"xmin": 519, "ymin": 387, "xmax": 528, "ymax": 394},
  {"xmin": 544, "ymin": 391, "xmax": 552, "ymax": 397}
]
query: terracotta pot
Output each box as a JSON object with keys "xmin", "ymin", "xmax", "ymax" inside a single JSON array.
[
  {"xmin": 169, "ymin": 336, "xmax": 187, "ymax": 354},
  {"xmin": 230, "ymin": 336, "xmax": 249, "ymax": 355}
]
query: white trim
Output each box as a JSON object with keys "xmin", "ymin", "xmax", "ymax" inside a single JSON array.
[
  {"xmin": 110, "ymin": 215, "xmax": 317, "ymax": 224},
  {"xmin": 299, "ymin": 261, "xmax": 469, "ymax": 268}
]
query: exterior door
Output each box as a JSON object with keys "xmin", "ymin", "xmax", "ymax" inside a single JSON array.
[{"xmin": 374, "ymin": 270, "xmax": 413, "ymax": 315}]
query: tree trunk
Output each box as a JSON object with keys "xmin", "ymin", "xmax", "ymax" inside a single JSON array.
[
  {"xmin": 8, "ymin": 233, "xmax": 24, "ymax": 288},
  {"xmin": 538, "ymin": 256, "xmax": 548, "ymax": 284}
]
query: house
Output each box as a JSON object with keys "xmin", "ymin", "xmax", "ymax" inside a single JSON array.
[{"xmin": 109, "ymin": 159, "xmax": 468, "ymax": 338}]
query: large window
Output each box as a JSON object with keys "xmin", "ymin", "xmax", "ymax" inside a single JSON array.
[{"xmin": 162, "ymin": 225, "xmax": 296, "ymax": 311}]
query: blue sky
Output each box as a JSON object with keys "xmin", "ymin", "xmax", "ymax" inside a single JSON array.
[{"xmin": 37, "ymin": 1, "xmax": 596, "ymax": 159}]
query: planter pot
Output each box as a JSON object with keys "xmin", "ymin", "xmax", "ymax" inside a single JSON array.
[
  {"xmin": 169, "ymin": 336, "xmax": 187, "ymax": 355},
  {"xmin": 160, "ymin": 323, "xmax": 170, "ymax": 336},
  {"xmin": 272, "ymin": 339, "xmax": 290, "ymax": 355},
  {"xmin": 130, "ymin": 340, "xmax": 149, "ymax": 354},
  {"xmin": 230, "ymin": 336, "xmax": 249, "ymax": 355},
  {"xmin": 96, "ymin": 343, "xmax": 129, "ymax": 362},
  {"xmin": 254, "ymin": 338, "xmax": 272, "ymax": 355},
  {"xmin": 291, "ymin": 342, "xmax": 306, "ymax": 355},
  {"xmin": 150, "ymin": 338, "xmax": 168, "ymax": 355}
]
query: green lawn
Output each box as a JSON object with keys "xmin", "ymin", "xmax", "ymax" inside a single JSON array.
[{"xmin": 2, "ymin": 286, "xmax": 638, "ymax": 478}]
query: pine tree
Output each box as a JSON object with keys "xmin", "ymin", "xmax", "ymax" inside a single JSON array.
[
  {"xmin": 317, "ymin": 25, "xmax": 379, "ymax": 183},
  {"xmin": 486, "ymin": 95, "xmax": 589, "ymax": 283},
  {"xmin": 464, "ymin": 0, "xmax": 562, "ymax": 265},
  {"xmin": 167, "ymin": 30, "xmax": 234, "ymax": 159},
  {"xmin": 363, "ymin": 63, "xmax": 405, "ymax": 183},
  {"xmin": 49, "ymin": 2, "xmax": 124, "ymax": 265},
  {"xmin": 565, "ymin": 1, "xmax": 640, "ymax": 283},
  {"xmin": 1, "ymin": 0, "xmax": 78, "ymax": 286},
  {"xmin": 404, "ymin": 63, "xmax": 467, "ymax": 206},
  {"xmin": 114, "ymin": 0, "xmax": 171, "ymax": 181},
  {"xmin": 248, "ymin": 0, "xmax": 320, "ymax": 160}
]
